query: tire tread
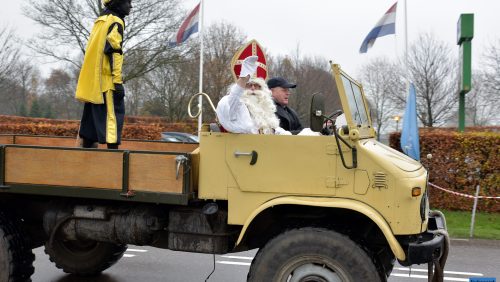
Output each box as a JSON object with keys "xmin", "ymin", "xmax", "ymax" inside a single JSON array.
[{"xmin": 0, "ymin": 211, "xmax": 35, "ymax": 282}]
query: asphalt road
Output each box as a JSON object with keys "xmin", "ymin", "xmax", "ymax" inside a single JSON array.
[{"xmin": 32, "ymin": 239, "xmax": 499, "ymax": 282}]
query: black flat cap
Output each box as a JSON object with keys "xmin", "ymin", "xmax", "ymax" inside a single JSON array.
[{"xmin": 267, "ymin": 77, "xmax": 297, "ymax": 89}]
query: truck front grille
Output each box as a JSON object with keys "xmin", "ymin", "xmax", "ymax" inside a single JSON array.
[{"xmin": 372, "ymin": 172, "xmax": 387, "ymax": 189}]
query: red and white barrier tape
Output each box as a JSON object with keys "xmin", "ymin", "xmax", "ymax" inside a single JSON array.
[{"xmin": 429, "ymin": 183, "xmax": 500, "ymax": 200}]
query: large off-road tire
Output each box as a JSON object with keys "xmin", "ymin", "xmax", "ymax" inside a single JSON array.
[
  {"xmin": 0, "ymin": 212, "xmax": 35, "ymax": 282},
  {"xmin": 247, "ymin": 228, "xmax": 381, "ymax": 282},
  {"xmin": 44, "ymin": 238, "xmax": 127, "ymax": 276}
]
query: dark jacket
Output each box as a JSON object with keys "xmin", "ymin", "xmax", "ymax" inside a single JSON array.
[{"xmin": 275, "ymin": 103, "xmax": 303, "ymax": 135}]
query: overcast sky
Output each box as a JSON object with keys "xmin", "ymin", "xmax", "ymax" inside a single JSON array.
[{"xmin": 1, "ymin": 0, "xmax": 499, "ymax": 78}]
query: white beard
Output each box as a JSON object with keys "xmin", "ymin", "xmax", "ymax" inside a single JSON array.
[{"xmin": 240, "ymin": 88, "xmax": 280, "ymax": 132}]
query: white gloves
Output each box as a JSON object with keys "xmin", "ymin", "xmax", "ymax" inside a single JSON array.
[
  {"xmin": 239, "ymin": 55, "xmax": 259, "ymax": 78},
  {"xmin": 298, "ymin": 128, "xmax": 321, "ymax": 136},
  {"xmin": 274, "ymin": 127, "xmax": 292, "ymax": 135}
]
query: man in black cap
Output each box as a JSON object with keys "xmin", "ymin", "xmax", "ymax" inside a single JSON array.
[{"xmin": 267, "ymin": 77, "xmax": 304, "ymax": 135}]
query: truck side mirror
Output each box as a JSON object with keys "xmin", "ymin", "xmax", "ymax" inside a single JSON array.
[{"xmin": 310, "ymin": 93, "xmax": 325, "ymax": 132}]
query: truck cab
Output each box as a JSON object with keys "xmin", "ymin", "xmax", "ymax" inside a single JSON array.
[{"xmin": 196, "ymin": 63, "xmax": 447, "ymax": 281}]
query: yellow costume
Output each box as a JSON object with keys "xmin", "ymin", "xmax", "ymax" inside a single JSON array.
[
  {"xmin": 76, "ymin": 8, "xmax": 127, "ymax": 147},
  {"xmin": 75, "ymin": 14, "xmax": 124, "ymax": 104}
]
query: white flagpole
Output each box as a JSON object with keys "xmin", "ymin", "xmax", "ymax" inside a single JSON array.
[
  {"xmin": 197, "ymin": 0, "xmax": 204, "ymax": 136},
  {"xmin": 404, "ymin": 0, "xmax": 409, "ymax": 82}
]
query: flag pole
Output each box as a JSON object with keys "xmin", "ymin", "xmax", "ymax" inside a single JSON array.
[
  {"xmin": 404, "ymin": 0, "xmax": 409, "ymax": 83},
  {"xmin": 197, "ymin": 0, "xmax": 204, "ymax": 136}
]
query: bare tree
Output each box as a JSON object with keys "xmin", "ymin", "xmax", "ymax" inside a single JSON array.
[
  {"xmin": 269, "ymin": 51, "xmax": 337, "ymax": 126},
  {"xmin": 478, "ymin": 38, "xmax": 500, "ymax": 125},
  {"xmin": 0, "ymin": 28, "xmax": 42, "ymax": 116},
  {"xmin": 24, "ymin": 0, "xmax": 183, "ymax": 81},
  {"xmin": 201, "ymin": 22, "xmax": 246, "ymax": 103},
  {"xmin": 133, "ymin": 21, "xmax": 245, "ymax": 121},
  {"xmin": 186, "ymin": 21, "xmax": 247, "ymax": 121},
  {"xmin": 141, "ymin": 57, "xmax": 198, "ymax": 121},
  {"xmin": 393, "ymin": 33, "xmax": 458, "ymax": 127},
  {"xmin": 43, "ymin": 69, "xmax": 81, "ymax": 119},
  {"xmin": 462, "ymin": 73, "xmax": 499, "ymax": 126},
  {"xmin": 359, "ymin": 57, "xmax": 405, "ymax": 138},
  {"xmin": 482, "ymin": 38, "xmax": 500, "ymax": 94},
  {"xmin": 0, "ymin": 27, "xmax": 22, "ymax": 114},
  {"xmin": 13, "ymin": 61, "xmax": 42, "ymax": 115},
  {"xmin": 123, "ymin": 76, "xmax": 148, "ymax": 117},
  {"xmin": 0, "ymin": 27, "xmax": 20, "ymax": 81}
]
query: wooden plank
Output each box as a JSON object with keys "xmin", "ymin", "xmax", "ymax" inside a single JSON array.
[
  {"xmin": 129, "ymin": 153, "xmax": 184, "ymax": 194},
  {"xmin": 15, "ymin": 136, "xmax": 77, "ymax": 147},
  {"xmin": 5, "ymin": 147, "xmax": 123, "ymax": 189},
  {"xmin": 0, "ymin": 136, "xmax": 14, "ymax": 145},
  {"xmin": 2, "ymin": 134, "xmax": 198, "ymax": 153},
  {"xmin": 113, "ymin": 141, "xmax": 198, "ymax": 153}
]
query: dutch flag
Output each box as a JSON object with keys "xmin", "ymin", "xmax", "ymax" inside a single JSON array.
[
  {"xmin": 359, "ymin": 2, "xmax": 397, "ymax": 53},
  {"xmin": 169, "ymin": 2, "xmax": 200, "ymax": 47}
]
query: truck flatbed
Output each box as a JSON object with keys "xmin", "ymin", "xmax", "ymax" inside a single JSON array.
[{"xmin": 0, "ymin": 134, "xmax": 199, "ymax": 205}]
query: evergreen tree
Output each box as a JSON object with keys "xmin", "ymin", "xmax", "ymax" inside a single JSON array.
[
  {"xmin": 44, "ymin": 104, "xmax": 54, "ymax": 119},
  {"xmin": 29, "ymin": 99, "xmax": 42, "ymax": 117},
  {"xmin": 19, "ymin": 104, "xmax": 28, "ymax": 117}
]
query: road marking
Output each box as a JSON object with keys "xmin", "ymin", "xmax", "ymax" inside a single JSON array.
[
  {"xmin": 391, "ymin": 273, "xmax": 469, "ymax": 281},
  {"xmin": 217, "ymin": 256, "xmax": 485, "ymax": 281},
  {"xmin": 127, "ymin": 249, "xmax": 148, "ymax": 253},
  {"xmin": 123, "ymin": 248, "xmax": 147, "ymax": 258},
  {"xmin": 220, "ymin": 255, "xmax": 253, "ymax": 260},
  {"xmin": 216, "ymin": 261, "xmax": 251, "ymax": 266},
  {"xmin": 395, "ymin": 267, "xmax": 483, "ymax": 276}
]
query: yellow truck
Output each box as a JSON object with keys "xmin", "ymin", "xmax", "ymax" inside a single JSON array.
[{"xmin": 0, "ymin": 64, "xmax": 448, "ymax": 282}]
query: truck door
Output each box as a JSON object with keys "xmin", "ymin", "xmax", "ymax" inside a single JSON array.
[{"xmin": 224, "ymin": 134, "xmax": 340, "ymax": 196}]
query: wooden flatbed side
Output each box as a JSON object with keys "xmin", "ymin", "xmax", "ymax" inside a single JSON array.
[{"xmin": 0, "ymin": 135, "xmax": 198, "ymax": 205}]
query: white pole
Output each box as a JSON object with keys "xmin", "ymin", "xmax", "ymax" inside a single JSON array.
[
  {"xmin": 404, "ymin": 0, "xmax": 409, "ymax": 80},
  {"xmin": 197, "ymin": 0, "xmax": 204, "ymax": 136},
  {"xmin": 469, "ymin": 184, "xmax": 480, "ymax": 238},
  {"xmin": 403, "ymin": 0, "xmax": 412, "ymax": 129}
]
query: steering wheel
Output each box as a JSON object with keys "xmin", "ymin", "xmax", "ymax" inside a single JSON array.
[{"xmin": 321, "ymin": 110, "xmax": 343, "ymax": 135}]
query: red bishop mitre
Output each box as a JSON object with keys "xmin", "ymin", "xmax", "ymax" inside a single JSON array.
[{"xmin": 231, "ymin": 39, "xmax": 268, "ymax": 81}]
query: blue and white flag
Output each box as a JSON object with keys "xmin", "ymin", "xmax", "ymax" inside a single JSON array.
[
  {"xmin": 359, "ymin": 2, "xmax": 397, "ymax": 53},
  {"xmin": 169, "ymin": 2, "xmax": 200, "ymax": 47},
  {"xmin": 401, "ymin": 83, "xmax": 420, "ymax": 161}
]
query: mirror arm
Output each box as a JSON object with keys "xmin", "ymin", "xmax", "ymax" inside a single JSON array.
[{"xmin": 333, "ymin": 125, "xmax": 357, "ymax": 169}]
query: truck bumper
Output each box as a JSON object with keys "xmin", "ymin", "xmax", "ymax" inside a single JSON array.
[{"xmin": 399, "ymin": 211, "xmax": 449, "ymax": 266}]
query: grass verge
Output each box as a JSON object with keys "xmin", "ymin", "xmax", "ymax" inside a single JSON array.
[{"xmin": 440, "ymin": 209, "xmax": 500, "ymax": 240}]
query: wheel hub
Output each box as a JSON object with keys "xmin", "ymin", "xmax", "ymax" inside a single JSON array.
[{"xmin": 288, "ymin": 263, "xmax": 343, "ymax": 282}]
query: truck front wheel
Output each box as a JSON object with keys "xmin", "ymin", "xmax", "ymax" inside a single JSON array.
[
  {"xmin": 0, "ymin": 212, "xmax": 35, "ymax": 282},
  {"xmin": 247, "ymin": 228, "xmax": 380, "ymax": 282},
  {"xmin": 45, "ymin": 239, "xmax": 127, "ymax": 276}
]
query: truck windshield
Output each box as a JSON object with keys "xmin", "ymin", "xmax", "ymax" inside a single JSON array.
[{"xmin": 341, "ymin": 74, "xmax": 369, "ymax": 126}]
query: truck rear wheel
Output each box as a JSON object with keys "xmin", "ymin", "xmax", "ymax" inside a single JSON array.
[
  {"xmin": 45, "ymin": 239, "xmax": 127, "ymax": 276},
  {"xmin": 0, "ymin": 212, "xmax": 35, "ymax": 282},
  {"xmin": 247, "ymin": 228, "xmax": 381, "ymax": 282}
]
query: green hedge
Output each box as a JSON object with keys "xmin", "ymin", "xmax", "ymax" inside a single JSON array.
[{"xmin": 389, "ymin": 128, "xmax": 499, "ymax": 212}]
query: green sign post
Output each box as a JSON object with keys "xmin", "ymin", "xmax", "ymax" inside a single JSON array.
[{"xmin": 457, "ymin": 14, "xmax": 474, "ymax": 132}]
